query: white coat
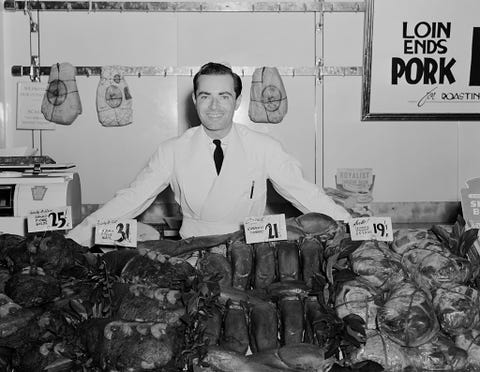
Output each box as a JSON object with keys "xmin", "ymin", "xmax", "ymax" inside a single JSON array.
[{"xmin": 67, "ymin": 123, "xmax": 350, "ymax": 247}]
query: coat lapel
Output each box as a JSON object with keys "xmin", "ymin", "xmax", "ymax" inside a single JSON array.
[
  {"xmin": 200, "ymin": 124, "xmax": 252, "ymax": 220},
  {"xmin": 181, "ymin": 127, "xmax": 217, "ymax": 216}
]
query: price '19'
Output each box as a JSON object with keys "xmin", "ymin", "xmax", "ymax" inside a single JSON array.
[{"xmin": 373, "ymin": 222, "xmax": 387, "ymax": 237}]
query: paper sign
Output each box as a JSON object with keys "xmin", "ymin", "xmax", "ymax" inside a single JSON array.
[
  {"xmin": 27, "ymin": 206, "xmax": 72, "ymax": 232},
  {"xmin": 460, "ymin": 178, "xmax": 480, "ymax": 229},
  {"xmin": 336, "ymin": 168, "xmax": 374, "ymax": 203},
  {"xmin": 16, "ymin": 82, "xmax": 55, "ymax": 130},
  {"xmin": 244, "ymin": 214, "xmax": 287, "ymax": 244},
  {"xmin": 460, "ymin": 178, "xmax": 480, "ymax": 259},
  {"xmin": 349, "ymin": 216, "xmax": 393, "ymax": 242},
  {"xmin": 95, "ymin": 219, "xmax": 137, "ymax": 248}
]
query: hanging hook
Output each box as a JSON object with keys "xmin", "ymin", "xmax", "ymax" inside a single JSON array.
[
  {"xmin": 355, "ymin": 3, "xmax": 360, "ymax": 12},
  {"xmin": 137, "ymin": 71, "xmax": 141, "ymax": 78},
  {"xmin": 163, "ymin": 68, "xmax": 167, "ymax": 77}
]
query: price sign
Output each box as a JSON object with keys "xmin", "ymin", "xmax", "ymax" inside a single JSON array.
[
  {"xmin": 244, "ymin": 214, "xmax": 287, "ymax": 244},
  {"xmin": 349, "ymin": 216, "xmax": 393, "ymax": 242},
  {"xmin": 460, "ymin": 177, "xmax": 480, "ymax": 258},
  {"xmin": 27, "ymin": 206, "xmax": 72, "ymax": 232},
  {"xmin": 94, "ymin": 219, "xmax": 137, "ymax": 248},
  {"xmin": 461, "ymin": 178, "xmax": 480, "ymax": 225}
]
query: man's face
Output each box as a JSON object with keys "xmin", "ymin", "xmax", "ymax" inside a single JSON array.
[{"xmin": 192, "ymin": 74, "xmax": 241, "ymax": 138}]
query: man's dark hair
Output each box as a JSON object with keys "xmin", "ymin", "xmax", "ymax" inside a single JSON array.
[{"xmin": 193, "ymin": 62, "xmax": 242, "ymax": 98}]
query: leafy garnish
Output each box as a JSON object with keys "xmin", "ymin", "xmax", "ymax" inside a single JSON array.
[
  {"xmin": 177, "ymin": 273, "xmax": 224, "ymax": 370},
  {"xmin": 431, "ymin": 215, "xmax": 479, "ymax": 259}
]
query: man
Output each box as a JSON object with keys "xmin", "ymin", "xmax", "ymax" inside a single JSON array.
[{"xmin": 67, "ymin": 62, "xmax": 350, "ymax": 247}]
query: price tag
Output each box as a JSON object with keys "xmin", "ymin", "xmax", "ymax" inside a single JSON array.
[
  {"xmin": 94, "ymin": 219, "xmax": 137, "ymax": 248},
  {"xmin": 348, "ymin": 216, "xmax": 393, "ymax": 242},
  {"xmin": 244, "ymin": 214, "xmax": 287, "ymax": 244},
  {"xmin": 27, "ymin": 206, "xmax": 72, "ymax": 232}
]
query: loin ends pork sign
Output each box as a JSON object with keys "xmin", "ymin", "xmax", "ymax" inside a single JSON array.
[{"xmin": 362, "ymin": 0, "xmax": 480, "ymax": 121}]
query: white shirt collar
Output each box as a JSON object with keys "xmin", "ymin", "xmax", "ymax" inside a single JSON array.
[{"xmin": 202, "ymin": 124, "xmax": 234, "ymax": 146}]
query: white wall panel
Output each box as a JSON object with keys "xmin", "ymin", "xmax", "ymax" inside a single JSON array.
[
  {"xmin": 1, "ymin": 5, "xmax": 478, "ymax": 208},
  {"xmin": 177, "ymin": 12, "xmax": 317, "ymax": 182},
  {"xmin": 6, "ymin": 13, "xmax": 179, "ymax": 204},
  {"xmin": 323, "ymin": 76, "xmax": 459, "ymax": 202},
  {"xmin": 459, "ymin": 124, "xmax": 480, "ymax": 193}
]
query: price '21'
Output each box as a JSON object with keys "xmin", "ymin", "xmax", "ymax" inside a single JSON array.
[{"xmin": 265, "ymin": 223, "xmax": 279, "ymax": 239}]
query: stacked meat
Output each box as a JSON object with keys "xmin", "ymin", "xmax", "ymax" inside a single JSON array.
[
  {"xmin": 343, "ymin": 225, "xmax": 480, "ymax": 371},
  {"xmin": 1, "ymin": 213, "xmax": 479, "ymax": 372}
]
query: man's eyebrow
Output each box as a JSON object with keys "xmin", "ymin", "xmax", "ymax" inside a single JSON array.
[{"xmin": 197, "ymin": 91, "xmax": 234, "ymax": 97}]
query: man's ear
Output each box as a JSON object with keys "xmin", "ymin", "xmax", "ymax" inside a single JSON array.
[
  {"xmin": 191, "ymin": 92, "xmax": 197, "ymax": 105},
  {"xmin": 235, "ymin": 94, "xmax": 242, "ymax": 110}
]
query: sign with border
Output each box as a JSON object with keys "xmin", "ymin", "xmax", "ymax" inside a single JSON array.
[{"xmin": 362, "ymin": 0, "xmax": 480, "ymax": 121}]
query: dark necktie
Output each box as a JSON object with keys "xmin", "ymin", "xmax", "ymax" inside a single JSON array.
[{"xmin": 213, "ymin": 139, "xmax": 224, "ymax": 175}]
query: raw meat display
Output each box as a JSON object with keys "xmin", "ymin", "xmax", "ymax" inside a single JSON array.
[{"xmin": 0, "ymin": 212, "xmax": 479, "ymax": 372}]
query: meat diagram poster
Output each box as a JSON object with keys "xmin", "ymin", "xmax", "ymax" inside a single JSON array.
[{"xmin": 362, "ymin": 0, "xmax": 480, "ymax": 120}]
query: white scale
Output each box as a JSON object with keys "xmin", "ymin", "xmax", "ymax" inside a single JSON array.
[{"xmin": 0, "ymin": 156, "xmax": 81, "ymax": 236}]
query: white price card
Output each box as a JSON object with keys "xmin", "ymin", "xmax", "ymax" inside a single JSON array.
[
  {"xmin": 94, "ymin": 219, "xmax": 137, "ymax": 248},
  {"xmin": 349, "ymin": 216, "xmax": 393, "ymax": 242},
  {"xmin": 27, "ymin": 206, "xmax": 72, "ymax": 232},
  {"xmin": 244, "ymin": 214, "xmax": 287, "ymax": 244}
]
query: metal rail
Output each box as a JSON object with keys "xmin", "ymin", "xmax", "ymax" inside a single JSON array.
[
  {"xmin": 11, "ymin": 64, "xmax": 363, "ymax": 78},
  {"xmin": 4, "ymin": 1, "xmax": 365, "ymax": 12}
]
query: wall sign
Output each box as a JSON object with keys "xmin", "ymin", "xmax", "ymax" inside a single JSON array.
[
  {"xmin": 362, "ymin": 0, "xmax": 480, "ymax": 121},
  {"xmin": 16, "ymin": 82, "xmax": 55, "ymax": 130}
]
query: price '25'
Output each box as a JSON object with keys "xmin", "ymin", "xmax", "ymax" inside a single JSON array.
[{"xmin": 48, "ymin": 211, "xmax": 67, "ymax": 229}]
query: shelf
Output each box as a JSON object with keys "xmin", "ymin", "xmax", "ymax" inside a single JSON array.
[{"xmin": 4, "ymin": 1, "xmax": 365, "ymax": 13}]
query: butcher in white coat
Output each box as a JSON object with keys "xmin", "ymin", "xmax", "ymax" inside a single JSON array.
[{"xmin": 67, "ymin": 62, "xmax": 351, "ymax": 248}]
